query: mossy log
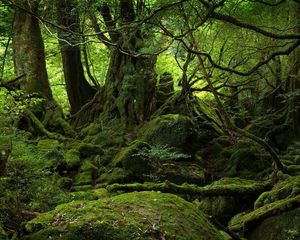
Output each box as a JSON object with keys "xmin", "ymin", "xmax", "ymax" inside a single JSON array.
[{"xmin": 106, "ymin": 179, "xmax": 272, "ymax": 198}]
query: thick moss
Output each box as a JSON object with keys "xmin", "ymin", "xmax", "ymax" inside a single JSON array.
[
  {"xmin": 229, "ymin": 195, "xmax": 300, "ymax": 232},
  {"xmin": 112, "ymin": 141, "xmax": 151, "ymax": 180},
  {"xmin": 254, "ymin": 175, "xmax": 300, "ymax": 209},
  {"xmin": 24, "ymin": 191, "xmax": 225, "ymax": 240},
  {"xmin": 138, "ymin": 114, "xmax": 198, "ymax": 153},
  {"xmin": 197, "ymin": 178, "xmax": 270, "ymax": 224},
  {"xmin": 111, "ymin": 140, "xmax": 204, "ymax": 184},
  {"xmin": 246, "ymin": 208, "xmax": 300, "ymax": 240},
  {"xmin": 96, "ymin": 167, "xmax": 126, "ymax": 186},
  {"xmin": 64, "ymin": 149, "xmax": 81, "ymax": 169}
]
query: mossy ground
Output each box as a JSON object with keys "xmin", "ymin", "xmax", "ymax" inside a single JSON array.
[{"xmin": 24, "ymin": 191, "xmax": 225, "ymax": 240}]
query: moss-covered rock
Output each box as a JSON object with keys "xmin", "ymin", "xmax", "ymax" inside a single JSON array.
[
  {"xmin": 254, "ymin": 175, "xmax": 300, "ymax": 209},
  {"xmin": 64, "ymin": 149, "xmax": 81, "ymax": 169},
  {"xmin": 96, "ymin": 167, "xmax": 126, "ymax": 186},
  {"xmin": 246, "ymin": 208, "xmax": 300, "ymax": 240},
  {"xmin": 24, "ymin": 191, "xmax": 225, "ymax": 240},
  {"xmin": 229, "ymin": 195, "xmax": 300, "ymax": 234},
  {"xmin": 0, "ymin": 225, "xmax": 8, "ymax": 240},
  {"xmin": 139, "ymin": 114, "xmax": 198, "ymax": 153},
  {"xmin": 111, "ymin": 141, "xmax": 204, "ymax": 184},
  {"xmin": 224, "ymin": 140, "xmax": 272, "ymax": 179}
]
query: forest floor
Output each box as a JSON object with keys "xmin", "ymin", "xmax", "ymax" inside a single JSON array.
[{"xmin": 0, "ymin": 100, "xmax": 300, "ymax": 240}]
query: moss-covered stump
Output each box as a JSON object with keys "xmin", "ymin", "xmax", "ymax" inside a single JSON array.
[
  {"xmin": 138, "ymin": 114, "xmax": 198, "ymax": 153},
  {"xmin": 229, "ymin": 195, "xmax": 300, "ymax": 237},
  {"xmin": 0, "ymin": 225, "xmax": 8, "ymax": 240},
  {"xmin": 254, "ymin": 175, "xmax": 300, "ymax": 209},
  {"xmin": 24, "ymin": 191, "xmax": 225, "ymax": 240}
]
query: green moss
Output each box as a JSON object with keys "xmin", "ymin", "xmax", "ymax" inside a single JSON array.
[
  {"xmin": 24, "ymin": 191, "xmax": 225, "ymax": 240},
  {"xmin": 246, "ymin": 208, "xmax": 300, "ymax": 240},
  {"xmin": 229, "ymin": 195, "xmax": 300, "ymax": 232},
  {"xmin": 71, "ymin": 185, "xmax": 93, "ymax": 192},
  {"xmin": 73, "ymin": 171, "xmax": 93, "ymax": 186},
  {"xmin": 64, "ymin": 149, "xmax": 81, "ymax": 169},
  {"xmin": 96, "ymin": 168, "xmax": 126, "ymax": 186},
  {"xmin": 197, "ymin": 178, "xmax": 270, "ymax": 224},
  {"xmin": 57, "ymin": 177, "xmax": 73, "ymax": 189},
  {"xmin": 138, "ymin": 114, "xmax": 197, "ymax": 153},
  {"xmin": 80, "ymin": 123, "xmax": 102, "ymax": 136},
  {"xmin": 36, "ymin": 139, "xmax": 60, "ymax": 152},
  {"xmin": 254, "ymin": 175, "xmax": 300, "ymax": 209},
  {"xmin": 197, "ymin": 196, "xmax": 238, "ymax": 224},
  {"xmin": 112, "ymin": 141, "xmax": 151, "ymax": 180},
  {"xmin": 69, "ymin": 191, "xmax": 98, "ymax": 201}
]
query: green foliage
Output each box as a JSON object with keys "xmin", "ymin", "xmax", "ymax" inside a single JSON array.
[{"xmin": 133, "ymin": 144, "xmax": 190, "ymax": 162}]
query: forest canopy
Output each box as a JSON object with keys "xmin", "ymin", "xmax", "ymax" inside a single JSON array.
[{"xmin": 0, "ymin": 0, "xmax": 300, "ymax": 240}]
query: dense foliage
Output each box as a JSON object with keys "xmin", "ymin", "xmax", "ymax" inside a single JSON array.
[{"xmin": 0, "ymin": 0, "xmax": 299, "ymax": 239}]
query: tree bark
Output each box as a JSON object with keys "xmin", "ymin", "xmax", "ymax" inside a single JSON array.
[
  {"xmin": 288, "ymin": 1, "xmax": 300, "ymax": 136},
  {"xmin": 56, "ymin": 0, "xmax": 96, "ymax": 114},
  {"xmin": 12, "ymin": 2, "xmax": 52, "ymax": 99}
]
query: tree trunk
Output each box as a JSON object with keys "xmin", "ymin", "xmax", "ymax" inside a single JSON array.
[
  {"xmin": 75, "ymin": 0, "xmax": 157, "ymax": 126},
  {"xmin": 288, "ymin": 1, "xmax": 300, "ymax": 136},
  {"xmin": 56, "ymin": 0, "xmax": 96, "ymax": 114},
  {"xmin": 12, "ymin": 2, "xmax": 52, "ymax": 99},
  {"xmin": 102, "ymin": 48, "xmax": 157, "ymax": 125}
]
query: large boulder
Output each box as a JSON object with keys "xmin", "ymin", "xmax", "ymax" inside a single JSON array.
[
  {"xmin": 229, "ymin": 195, "xmax": 300, "ymax": 240},
  {"xmin": 138, "ymin": 114, "xmax": 198, "ymax": 153},
  {"xmin": 24, "ymin": 191, "xmax": 225, "ymax": 240}
]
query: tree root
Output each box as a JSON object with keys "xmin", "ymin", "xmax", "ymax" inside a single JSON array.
[
  {"xmin": 24, "ymin": 108, "xmax": 69, "ymax": 142},
  {"xmin": 106, "ymin": 180, "xmax": 272, "ymax": 198}
]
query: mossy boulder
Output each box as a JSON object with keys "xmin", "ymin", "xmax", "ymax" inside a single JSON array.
[
  {"xmin": 0, "ymin": 225, "xmax": 8, "ymax": 240},
  {"xmin": 254, "ymin": 175, "xmax": 300, "ymax": 209},
  {"xmin": 224, "ymin": 140, "xmax": 272, "ymax": 179},
  {"xmin": 73, "ymin": 159, "xmax": 98, "ymax": 187},
  {"xmin": 111, "ymin": 141, "xmax": 204, "ymax": 184},
  {"xmin": 139, "ymin": 114, "xmax": 198, "ymax": 153},
  {"xmin": 246, "ymin": 208, "xmax": 300, "ymax": 240},
  {"xmin": 229, "ymin": 195, "xmax": 300, "ymax": 240},
  {"xmin": 64, "ymin": 149, "xmax": 81, "ymax": 169},
  {"xmin": 96, "ymin": 167, "xmax": 126, "ymax": 186},
  {"xmin": 24, "ymin": 191, "xmax": 225, "ymax": 240},
  {"xmin": 112, "ymin": 141, "xmax": 151, "ymax": 176}
]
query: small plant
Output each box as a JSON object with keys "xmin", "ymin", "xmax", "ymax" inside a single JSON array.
[
  {"xmin": 133, "ymin": 144, "xmax": 190, "ymax": 162},
  {"xmin": 133, "ymin": 144, "xmax": 190, "ymax": 182}
]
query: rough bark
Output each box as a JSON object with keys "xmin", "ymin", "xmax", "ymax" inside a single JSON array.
[
  {"xmin": 12, "ymin": 2, "xmax": 52, "ymax": 99},
  {"xmin": 76, "ymin": 0, "xmax": 157, "ymax": 126},
  {"xmin": 56, "ymin": 0, "xmax": 96, "ymax": 114},
  {"xmin": 288, "ymin": 1, "xmax": 300, "ymax": 136}
]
